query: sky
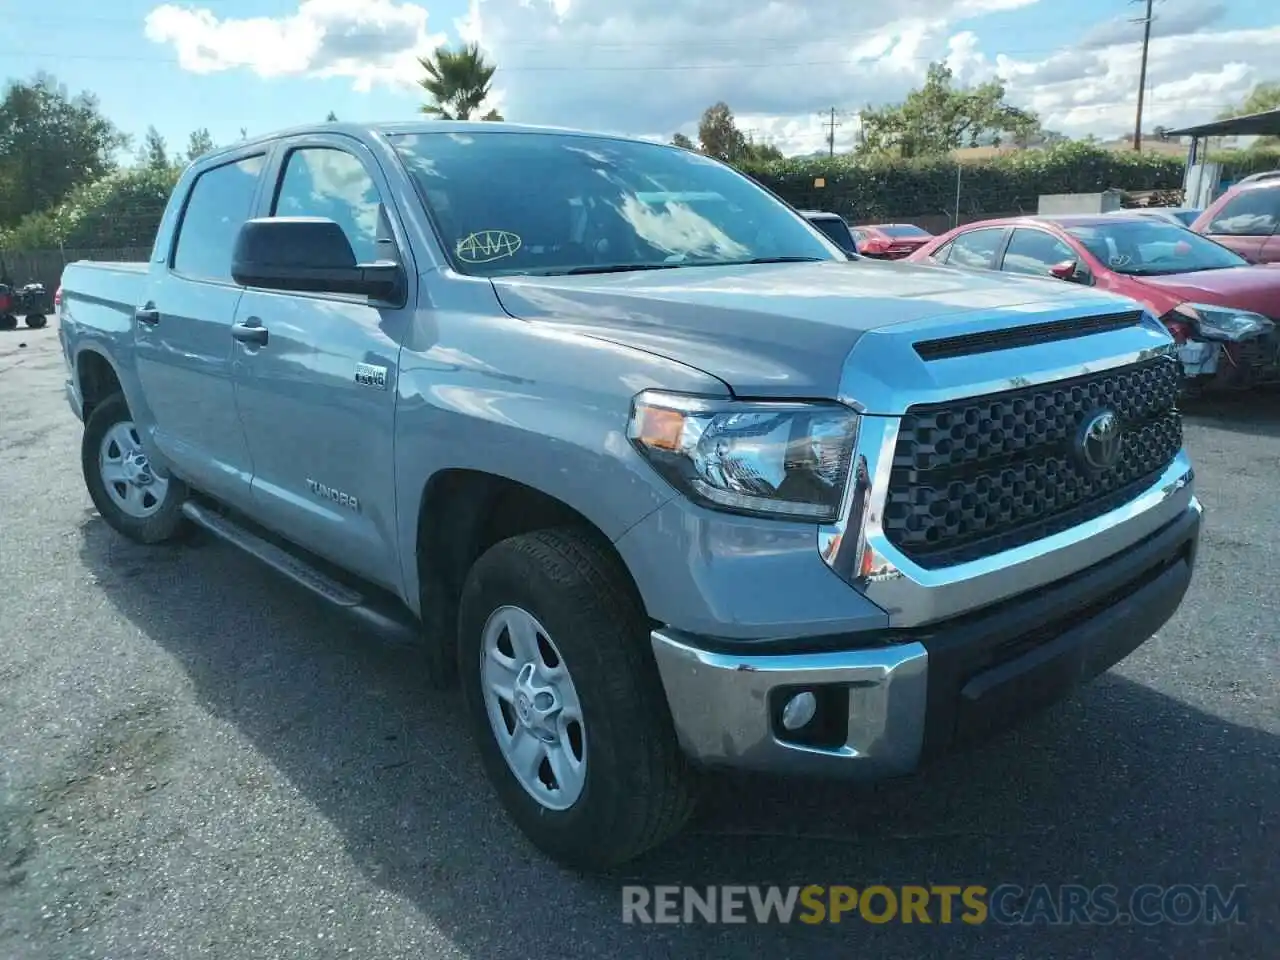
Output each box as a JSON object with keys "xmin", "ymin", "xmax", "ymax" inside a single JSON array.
[{"xmin": 8, "ymin": 0, "xmax": 1279, "ymax": 158}]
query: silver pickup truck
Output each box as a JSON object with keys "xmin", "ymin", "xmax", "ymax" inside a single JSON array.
[{"xmin": 58, "ymin": 121, "xmax": 1201, "ymax": 870}]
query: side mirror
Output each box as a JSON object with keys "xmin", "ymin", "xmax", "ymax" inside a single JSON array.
[
  {"xmin": 1048, "ymin": 259, "xmax": 1089, "ymax": 284},
  {"xmin": 231, "ymin": 217, "xmax": 402, "ymax": 301}
]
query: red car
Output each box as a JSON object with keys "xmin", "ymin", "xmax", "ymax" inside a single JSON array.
[
  {"xmin": 1190, "ymin": 171, "xmax": 1280, "ymax": 265},
  {"xmin": 849, "ymin": 223, "xmax": 933, "ymax": 259},
  {"xmin": 907, "ymin": 214, "xmax": 1280, "ymax": 393}
]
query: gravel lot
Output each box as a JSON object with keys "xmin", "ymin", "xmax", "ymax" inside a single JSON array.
[{"xmin": 1, "ymin": 320, "xmax": 1276, "ymax": 959}]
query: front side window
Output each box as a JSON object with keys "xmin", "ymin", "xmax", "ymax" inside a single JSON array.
[
  {"xmin": 1207, "ymin": 188, "xmax": 1280, "ymax": 236},
  {"xmin": 1001, "ymin": 229, "xmax": 1078, "ymax": 276},
  {"xmin": 388, "ymin": 131, "xmax": 840, "ymax": 276},
  {"xmin": 1065, "ymin": 220, "xmax": 1247, "ymax": 276},
  {"xmin": 947, "ymin": 228, "xmax": 1005, "ymax": 270},
  {"xmin": 273, "ymin": 147, "xmax": 385, "ymax": 263},
  {"xmin": 172, "ymin": 154, "xmax": 265, "ymax": 281}
]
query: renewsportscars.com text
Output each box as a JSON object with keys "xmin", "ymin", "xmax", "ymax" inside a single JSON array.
[{"xmin": 621, "ymin": 884, "xmax": 1247, "ymax": 926}]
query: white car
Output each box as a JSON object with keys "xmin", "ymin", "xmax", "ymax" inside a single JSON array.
[{"xmin": 1108, "ymin": 207, "xmax": 1202, "ymax": 228}]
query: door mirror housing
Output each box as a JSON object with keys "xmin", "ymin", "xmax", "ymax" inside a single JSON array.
[
  {"xmin": 231, "ymin": 217, "xmax": 403, "ymax": 301},
  {"xmin": 1048, "ymin": 259, "xmax": 1091, "ymax": 284}
]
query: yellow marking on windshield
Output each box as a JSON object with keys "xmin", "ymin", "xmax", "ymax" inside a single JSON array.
[{"xmin": 456, "ymin": 230, "xmax": 522, "ymax": 263}]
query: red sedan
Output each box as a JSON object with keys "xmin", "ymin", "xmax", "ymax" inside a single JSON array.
[
  {"xmin": 1189, "ymin": 171, "xmax": 1280, "ymax": 265},
  {"xmin": 907, "ymin": 214, "xmax": 1280, "ymax": 392},
  {"xmin": 849, "ymin": 223, "xmax": 933, "ymax": 259}
]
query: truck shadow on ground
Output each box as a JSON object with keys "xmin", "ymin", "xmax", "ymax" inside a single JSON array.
[
  {"xmin": 1181, "ymin": 387, "xmax": 1280, "ymax": 439},
  {"xmin": 76, "ymin": 518, "xmax": 1276, "ymax": 960}
]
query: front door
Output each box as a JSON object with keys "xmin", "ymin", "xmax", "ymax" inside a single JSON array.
[
  {"xmin": 1202, "ymin": 187, "xmax": 1280, "ymax": 263},
  {"xmin": 229, "ymin": 137, "xmax": 413, "ymax": 591},
  {"xmin": 133, "ymin": 151, "xmax": 267, "ymax": 505}
]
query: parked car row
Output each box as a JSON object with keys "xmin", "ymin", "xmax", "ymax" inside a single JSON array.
[
  {"xmin": 802, "ymin": 169, "xmax": 1280, "ymax": 396},
  {"xmin": 799, "ymin": 210, "xmax": 934, "ymax": 260}
]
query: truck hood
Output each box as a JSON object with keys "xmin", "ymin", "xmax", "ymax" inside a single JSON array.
[
  {"xmin": 490, "ymin": 259, "xmax": 1126, "ymax": 397},
  {"xmin": 1132, "ymin": 266, "xmax": 1280, "ymax": 319}
]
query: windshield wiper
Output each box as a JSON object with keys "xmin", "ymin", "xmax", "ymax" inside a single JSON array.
[
  {"xmin": 556, "ymin": 263, "xmax": 685, "ymax": 275},
  {"xmin": 739, "ymin": 256, "xmax": 828, "ymax": 264}
]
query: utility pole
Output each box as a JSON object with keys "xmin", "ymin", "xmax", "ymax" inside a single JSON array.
[
  {"xmin": 821, "ymin": 107, "xmax": 841, "ymax": 157},
  {"xmin": 1131, "ymin": 0, "xmax": 1155, "ymax": 152}
]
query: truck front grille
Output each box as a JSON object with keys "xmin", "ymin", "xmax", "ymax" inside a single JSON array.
[{"xmin": 882, "ymin": 355, "xmax": 1182, "ymax": 568}]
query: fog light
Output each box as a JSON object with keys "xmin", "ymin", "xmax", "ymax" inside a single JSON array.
[{"xmin": 781, "ymin": 691, "xmax": 818, "ymax": 731}]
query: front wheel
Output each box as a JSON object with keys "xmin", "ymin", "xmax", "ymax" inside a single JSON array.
[
  {"xmin": 0, "ymin": 314, "xmax": 16, "ymax": 331},
  {"xmin": 458, "ymin": 528, "xmax": 698, "ymax": 870},
  {"xmin": 24, "ymin": 314, "xmax": 47, "ymax": 329},
  {"xmin": 82, "ymin": 393, "xmax": 189, "ymax": 544}
]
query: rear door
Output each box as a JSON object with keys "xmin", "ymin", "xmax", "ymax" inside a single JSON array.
[
  {"xmin": 133, "ymin": 150, "xmax": 267, "ymax": 506},
  {"xmin": 1200, "ymin": 186, "xmax": 1280, "ymax": 263},
  {"xmin": 229, "ymin": 134, "xmax": 413, "ymax": 591},
  {"xmin": 935, "ymin": 226, "xmax": 1010, "ymax": 272}
]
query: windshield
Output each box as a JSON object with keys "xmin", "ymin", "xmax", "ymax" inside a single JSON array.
[
  {"xmin": 1064, "ymin": 220, "xmax": 1247, "ymax": 276},
  {"xmin": 387, "ymin": 131, "xmax": 841, "ymax": 276},
  {"xmin": 807, "ymin": 216, "xmax": 857, "ymax": 253},
  {"xmin": 878, "ymin": 224, "xmax": 930, "ymax": 238}
]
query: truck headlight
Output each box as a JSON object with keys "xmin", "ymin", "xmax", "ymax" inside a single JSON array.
[
  {"xmin": 627, "ymin": 390, "xmax": 858, "ymax": 522},
  {"xmin": 1173, "ymin": 303, "xmax": 1273, "ymax": 341}
]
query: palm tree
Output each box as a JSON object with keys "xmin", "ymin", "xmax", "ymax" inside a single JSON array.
[{"xmin": 418, "ymin": 42, "xmax": 503, "ymax": 120}]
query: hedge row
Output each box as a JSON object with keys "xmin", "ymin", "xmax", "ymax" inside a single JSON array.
[
  {"xmin": 736, "ymin": 142, "xmax": 1280, "ymax": 221},
  {"xmin": 4, "ymin": 143, "xmax": 1279, "ymax": 252}
]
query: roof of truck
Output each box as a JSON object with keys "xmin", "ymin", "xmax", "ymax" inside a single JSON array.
[{"xmin": 218, "ymin": 120, "xmax": 663, "ymax": 157}]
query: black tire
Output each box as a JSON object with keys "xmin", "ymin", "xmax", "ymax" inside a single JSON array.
[
  {"xmin": 458, "ymin": 527, "xmax": 698, "ymax": 870},
  {"xmin": 0, "ymin": 314, "xmax": 16, "ymax": 331},
  {"xmin": 24, "ymin": 314, "xmax": 47, "ymax": 329},
  {"xmin": 82, "ymin": 393, "xmax": 189, "ymax": 544}
]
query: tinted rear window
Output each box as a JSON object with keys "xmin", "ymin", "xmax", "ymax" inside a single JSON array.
[
  {"xmin": 807, "ymin": 216, "xmax": 857, "ymax": 253},
  {"xmin": 172, "ymin": 155, "xmax": 265, "ymax": 282},
  {"xmin": 878, "ymin": 224, "xmax": 930, "ymax": 238}
]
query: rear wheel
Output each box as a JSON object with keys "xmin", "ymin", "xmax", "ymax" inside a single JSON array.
[
  {"xmin": 82, "ymin": 393, "xmax": 189, "ymax": 544},
  {"xmin": 24, "ymin": 314, "xmax": 47, "ymax": 329},
  {"xmin": 458, "ymin": 528, "xmax": 697, "ymax": 870}
]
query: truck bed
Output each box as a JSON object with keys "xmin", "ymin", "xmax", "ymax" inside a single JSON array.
[{"xmin": 60, "ymin": 260, "xmax": 151, "ymax": 335}]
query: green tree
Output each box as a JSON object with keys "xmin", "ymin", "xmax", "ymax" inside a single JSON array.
[
  {"xmin": 1218, "ymin": 82, "xmax": 1280, "ymax": 145},
  {"xmin": 0, "ymin": 72, "xmax": 126, "ymax": 227},
  {"xmin": 697, "ymin": 102, "xmax": 747, "ymax": 162},
  {"xmin": 671, "ymin": 132, "xmax": 696, "ymax": 150},
  {"xmin": 860, "ymin": 62, "xmax": 1041, "ymax": 158},
  {"xmin": 325, "ymin": 110, "xmax": 339, "ymax": 121},
  {"xmin": 696, "ymin": 103, "xmax": 785, "ymax": 163},
  {"xmin": 184, "ymin": 128, "xmax": 215, "ymax": 163},
  {"xmin": 138, "ymin": 125, "xmax": 170, "ymax": 170},
  {"xmin": 1217, "ymin": 82, "xmax": 1280, "ymax": 119},
  {"xmin": 418, "ymin": 42, "xmax": 501, "ymax": 120},
  {"xmin": 1, "ymin": 165, "xmax": 181, "ymax": 251}
]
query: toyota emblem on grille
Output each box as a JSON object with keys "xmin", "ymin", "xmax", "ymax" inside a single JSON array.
[{"xmin": 1078, "ymin": 410, "xmax": 1123, "ymax": 471}]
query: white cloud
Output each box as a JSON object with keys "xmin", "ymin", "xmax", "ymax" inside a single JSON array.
[
  {"xmin": 144, "ymin": 0, "xmax": 447, "ymax": 92},
  {"xmin": 144, "ymin": 0, "xmax": 1278, "ymax": 152}
]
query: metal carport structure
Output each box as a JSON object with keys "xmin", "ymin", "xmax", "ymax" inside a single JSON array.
[{"xmin": 1163, "ymin": 108, "xmax": 1280, "ymax": 206}]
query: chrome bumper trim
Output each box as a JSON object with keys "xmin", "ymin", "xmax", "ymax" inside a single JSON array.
[{"xmin": 650, "ymin": 630, "xmax": 928, "ymax": 778}]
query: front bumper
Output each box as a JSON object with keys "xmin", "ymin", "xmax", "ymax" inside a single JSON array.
[{"xmin": 651, "ymin": 497, "xmax": 1201, "ymax": 778}]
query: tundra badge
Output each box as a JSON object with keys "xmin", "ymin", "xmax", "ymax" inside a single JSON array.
[
  {"xmin": 306, "ymin": 479, "xmax": 360, "ymax": 512},
  {"xmin": 355, "ymin": 362, "xmax": 389, "ymax": 390}
]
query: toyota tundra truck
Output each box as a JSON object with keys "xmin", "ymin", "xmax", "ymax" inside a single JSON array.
[{"xmin": 57, "ymin": 122, "xmax": 1201, "ymax": 870}]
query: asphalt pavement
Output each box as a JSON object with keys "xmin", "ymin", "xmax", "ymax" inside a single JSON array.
[{"xmin": 1, "ymin": 320, "xmax": 1276, "ymax": 959}]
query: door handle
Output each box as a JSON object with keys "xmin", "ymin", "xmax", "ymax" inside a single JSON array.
[
  {"xmin": 231, "ymin": 322, "xmax": 269, "ymax": 346},
  {"xmin": 135, "ymin": 305, "xmax": 160, "ymax": 325}
]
